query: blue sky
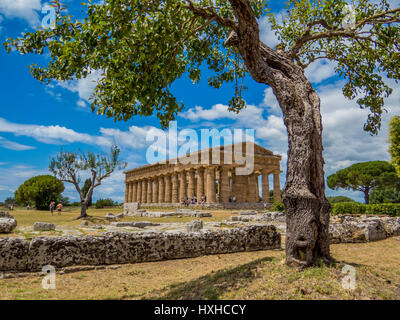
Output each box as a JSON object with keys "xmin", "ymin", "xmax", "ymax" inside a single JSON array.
[{"xmin": 0, "ymin": 0, "xmax": 399, "ymax": 203}]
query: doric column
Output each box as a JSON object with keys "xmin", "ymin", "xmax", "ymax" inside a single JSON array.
[
  {"xmin": 219, "ymin": 168, "xmax": 230, "ymax": 203},
  {"xmin": 125, "ymin": 182, "xmax": 129, "ymax": 203},
  {"xmin": 141, "ymin": 179, "xmax": 147, "ymax": 203},
  {"xmin": 164, "ymin": 175, "xmax": 172, "ymax": 203},
  {"xmin": 273, "ymin": 172, "xmax": 282, "ymax": 201},
  {"xmin": 137, "ymin": 180, "xmax": 142, "ymax": 203},
  {"xmin": 158, "ymin": 176, "xmax": 165, "ymax": 203},
  {"xmin": 147, "ymin": 179, "xmax": 152, "ymax": 203},
  {"xmin": 262, "ymin": 171, "xmax": 270, "ymax": 203},
  {"xmin": 179, "ymin": 171, "xmax": 187, "ymax": 201},
  {"xmin": 247, "ymin": 173, "xmax": 258, "ymax": 203},
  {"xmin": 152, "ymin": 177, "xmax": 159, "ymax": 203},
  {"xmin": 171, "ymin": 172, "xmax": 179, "ymax": 203},
  {"xmin": 232, "ymin": 173, "xmax": 248, "ymax": 202},
  {"xmin": 132, "ymin": 181, "xmax": 137, "ymax": 202},
  {"xmin": 205, "ymin": 166, "xmax": 216, "ymax": 203},
  {"xmin": 187, "ymin": 169, "xmax": 195, "ymax": 199},
  {"xmin": 196, "ymin": 167, "xmax": 205, "ymax": 200}
]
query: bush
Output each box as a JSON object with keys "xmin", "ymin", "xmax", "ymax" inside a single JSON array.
[
  {"xmin": 95, "ymin": 198, "xmax": 117, "ymax": 209},
  {"xmin": 332, "ymin": 202, "xmax": 366, "ymax": 215},
  {"xmin": 327, "ymin": 196, "xmax": 355, "ymax": 204},
  {"xmin": 270, "ymin": 201, "xmax": 285, "ymax": 212},
  {"xmin": 332, "ymin": 202, "xmax": 400, "ymax": 217},
  {"xmin": 366, "ymin": 203, "xmax": 400, "ymax": 216}
]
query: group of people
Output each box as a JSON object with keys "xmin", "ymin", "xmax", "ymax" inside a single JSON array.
[
  {"xmin": 180, "ymin": 195, "xmax": 207, "ymax": 206},
  {"xmin": 228, "ymin": 195, "xmax": 237, "ymax": 203},
  {"xmin": 49, "ymin": 201, "xmax": 63, "ymax": 215}
]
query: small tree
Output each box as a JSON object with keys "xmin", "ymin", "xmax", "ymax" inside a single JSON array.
[
  {"xmin": 49, "ymin": 145, "xmax": 127, "ymax": 218},
  {"xmin": 389, "ymin": 116, "xmax": 400, "ymax": 177},
  {"xmin": 81, "ymin": 179, "xmax": 93, "ymax": 207},
  {"xmin": 15, "ymin": 175, "xmax": 65, "ymax": 210},
  {"xmin": 327, "ymin": 161, "xmax": 397, "ymax": 204},
  {"xmin": 4, "ymin": 197, "xmax": 16, "ymax": 209}
]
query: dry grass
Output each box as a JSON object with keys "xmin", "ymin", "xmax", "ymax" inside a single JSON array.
[{"xmin": 1, "ymin": 235, "xmax": 400, "ymax": 300}]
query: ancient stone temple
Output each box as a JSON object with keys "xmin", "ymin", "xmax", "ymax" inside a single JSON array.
[{"xmin": 124, "ymin": 142, "xmax": 282, "ymax": 208}]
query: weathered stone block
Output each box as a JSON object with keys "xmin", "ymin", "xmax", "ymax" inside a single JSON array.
[
  {"xmin": 0, "ymin": 238, "xmax": 29, "ymax": 271},
  {"xmin": 186, "ymin": 220, "xmax": 203, "ymax": 233},
  {"xmin": 110, "ymin": 221, "xmax": 159, "ymax": 228},
  {"xmin": 0, "ymin": 218, "xmax": 17, "ymax": 233},
  {"xmin": 0, "ymin": 225, "xmax": 281, "ymax": 271},
  {"xmin": 124, "ymin": 202, "xmax": 140, "ymax": 215},
  {"xmin": 33, "ymin": 222, "xmax": 56, "ymax": 231}
]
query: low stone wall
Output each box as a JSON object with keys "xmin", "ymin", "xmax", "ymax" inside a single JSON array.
[
  {"xmin": 0, "ymin": 225, "xmax": 281, "ymax": 272},
  {"xmin": 330, "ymin": 216, "xmax": 400, "ymax": 244}
]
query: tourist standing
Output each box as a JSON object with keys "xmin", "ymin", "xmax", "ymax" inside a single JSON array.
[
  {"xmin": 49, "ymin": 201, "xmax": 55, "ymax": 216},
  {"xmin": 56, "ymin": 203, "xmax": 63, "ymax": 215}
]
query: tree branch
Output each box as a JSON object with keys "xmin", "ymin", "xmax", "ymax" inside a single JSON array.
[
  {"xmin": 184, "ymin": 0, "xmax": 238, "ymax": 32},
  {"xmin": 290, "ymin": 7, "xmax": 400, "ymax": 58}
]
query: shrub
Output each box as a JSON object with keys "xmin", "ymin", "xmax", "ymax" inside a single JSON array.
[
  {"xmin": 95, "ymin": 198, "xmax": 117, "ymax": 209},
  {"xmin": 332, "ymin": 202, "xmax": 400, "ymax": 217},
  {"xmin": 331, "ymin": 202, "xmax": 366, "ymax": 215},
  {"xmin": 270, "ymin": 201, "xmax": 285, "ymax": 212},
  {"xmin": 327, "ymin": 196, "xmax": 355, "ymax": 204},
  {"xmin": 366, "ymin": 203, "xmax": 400, "ymax": 216}
]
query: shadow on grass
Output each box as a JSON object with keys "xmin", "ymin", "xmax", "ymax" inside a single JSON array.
[{"xmin": 144, "ymin": 256, "xmax": 275, "ymax": 300}]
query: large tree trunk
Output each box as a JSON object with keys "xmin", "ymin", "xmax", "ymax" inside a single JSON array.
[
  {"xmin": 223, "ymin": 0, "xmax": 332, "ymax": 268},
  {"xmin": 272, "ymin": 70, "xmax": 333, "ymax": 268},
  {"xmin": 80, "ymin": 200, "xmax": 88, "ymax": 218},
  {"xmin": 364, "ymin": 188, "xmax": 370, "ymax": 204}
]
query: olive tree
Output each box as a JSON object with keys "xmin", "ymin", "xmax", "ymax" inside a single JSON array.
[
  {"xmin": 49, "ymin": 146, "xmax": 127, "ymax": 218},
  {"xmin": 5, "ymin": 0, "xmax": 400, "ymax": 268}
]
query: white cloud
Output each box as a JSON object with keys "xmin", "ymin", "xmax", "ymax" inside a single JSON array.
[
  {"xmin": 77, "ymin": 99, "xmax": 87, "ymax": 108},
  {"xmin": 305, "ymin": 60, "xmax": 337, "ymax": 84},
  {"xmin": 259, "ymin": 14, "xmax": 282, "ymax": 49},
  {"xmin": 0, "ymin": 136, "xmax": 35, "ymax": 151},
  {"xmin": 0, "ymin": 0, "xmax": 41, "ymax": 26},
  {"xmin": 0, "ymin": 117, "xmax": 108, "ymax": 146},
  {"xmin": 57, "ymin": 69, "xmax": 103, "ymax": 103}
]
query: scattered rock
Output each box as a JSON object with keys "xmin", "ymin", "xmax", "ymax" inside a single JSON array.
[
  {"xmin": 33, "ymin": 222, "xmax": 56, "ymax": 232},
  {"xmin": 105, "ymin": 213, "xmax": 118, "ymax": 222},
  {"xmin": 183, "ymin": 211, "xmax": 212, "ymax": 218},
  {"xmin": 80, "ymin": 221, "xmax": 89, "ymax": 227},
  {"xmin": 329, "ymin": 216, "xmax": 400, "ymax": 243},
  {"xmin": 238, "ymin": 210, "xmax": 259, "ymax": 216},
  {"xmin": 116, "ymin": 213, "xmax": 125, "ymax": 219},
  {"xmin": 0, "ymin": 218, "xmax": 17, "ymax": 234},
  {"xmin": 110, "ymin": 221, "xmax": 160, "ymax": 228},
  {"xmin": 186, "ymin": 220, "xmax": 203, "ymax": 233}
]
